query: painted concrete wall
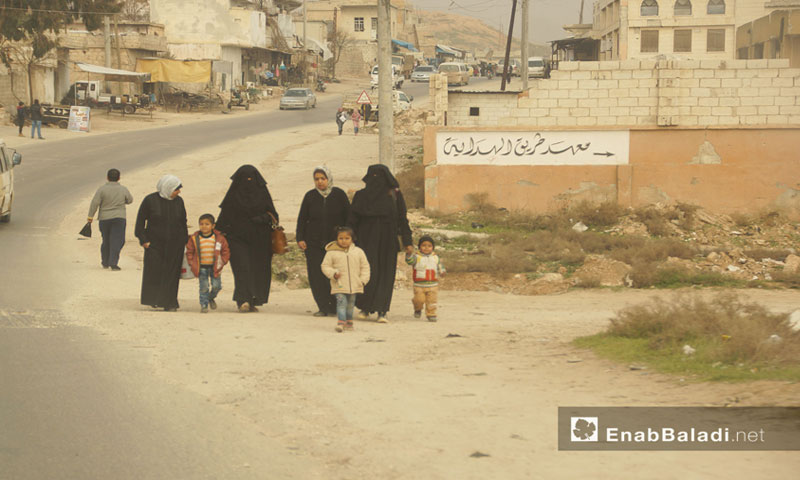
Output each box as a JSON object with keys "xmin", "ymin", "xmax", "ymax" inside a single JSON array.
[
  {"xmin": 446, "ymin": 59, "xmax": 800, "ymax": 128},
  {"xmin": 423, "ymin": 125, "xmax": 800, "ymax": 214}
]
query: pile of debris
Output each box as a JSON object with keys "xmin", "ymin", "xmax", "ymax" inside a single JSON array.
[{"xmin": 394, "ymin": 108, "xmax": 434, "ymax": 136}]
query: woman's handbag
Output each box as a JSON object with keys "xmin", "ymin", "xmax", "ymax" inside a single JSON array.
[{"xmin": 267, "ymin": 212, "xmax": 289, "ymax": 255}]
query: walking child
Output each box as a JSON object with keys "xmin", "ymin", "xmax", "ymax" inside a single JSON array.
[
  {"xmin": 186, "ymin": 214, "xmax": 231, "ymax": 313},
  {"xmin": 335, "ymin": 108, "xmax": 347, "ymax": 136},
  {"xmin": 321, "ymin": 226, "xmax": 370, "ymax": 332},
  {"xmin": 406, "ymin": 235, "xmax": 445, "ymax": 322},
  {"xmin": 350, "ymin": 108, "xmax": 361, "ymax": 136}
]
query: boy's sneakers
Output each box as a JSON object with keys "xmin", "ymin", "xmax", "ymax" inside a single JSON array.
[
  {"xmin": 414, "ymin": 311, "xmax": 421, "ymax": 319},
  {"xmin": 427, "ymin": 316, "xmax": 437, "ymax": 322},
  {"xmin": 357, "ymin": 310, "xmax": 370, "ymax": 321},
  {"xmin": 335, "ymin": 322, "xmax": 344, "ymax": 333},
  {"xmin": 209, "ymin": 299, "xmax": 217, "ymax": 310},
  {"xmin": 201, "ymin": 306, "xmax": 209, "ymax": 313},
  {"xmin": 345, "ymin": 321, "xmax": 354, "ymax": 331},
  {"xmin": 239, "ymin": 302, "xmax": 250, "ymax": 313}
]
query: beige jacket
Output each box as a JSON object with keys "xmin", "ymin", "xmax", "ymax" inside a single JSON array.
[{"xmin": 320, "ymin": 241, "xmax": 371, "ymax": 294}]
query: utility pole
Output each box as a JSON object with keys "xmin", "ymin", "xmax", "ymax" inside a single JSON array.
[
  {"xmin": 104, "ymin": 15, "xmax": 112, "ymax": 68},
  {"xmin": 378, "ymin": 0, "xmax": 393, "ymax": 171},
  {"xmin": 500, "ymin": 0, "xmax": 517, "ymax": 91},
  {"xmin": 303, "ymin": 0, "xmax": 308, "ymax": 86},
  {"xmin": 521, "ymin": 0, "xmax": 529, "ymax": 90}
]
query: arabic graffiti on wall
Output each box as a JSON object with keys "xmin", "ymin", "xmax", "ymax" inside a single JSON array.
[{"xmin": 436, "ymin": 130, "xmax": 630, "ymax": 166}]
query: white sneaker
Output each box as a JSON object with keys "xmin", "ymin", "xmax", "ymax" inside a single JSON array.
[
  {"xmin": 376, "ymin": 315, "xmax": 389, "ymax": 324},
  {"xmin": 357, "ymin": 311, "xmax": 370, "ymax": 321}
]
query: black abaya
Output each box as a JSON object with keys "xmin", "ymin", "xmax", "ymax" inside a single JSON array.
[
  {"xmin": 348, "ymin": 165, "xmax": 412, "ymax": 314},
  {"xmin": 296, "ymin": 187, "xmax": 350, "ymax": 314},
  {"xmin": 134, "ymin": 192, "xmax": 188, "ymax": 309},
  {"xmin": 217, "ymin": 165, "xmax": 279, "ymax": 307}
]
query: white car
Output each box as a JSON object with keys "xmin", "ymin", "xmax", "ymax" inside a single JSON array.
[
  {"xmin": 527, "ymin": 57, "xmax": 546, "ymax": 78},
  {"xmin": 279, "ymin": 88, "xmax": 317, "ymax": 110},
  {"xmin": 370, "ymin": 65, "xmax": 404, "ymax": 90},
  {"xmin": 411, "ymin": 65, "xmax": 437, "ymax": 82},
  {"xmin": 0, "ymin": 139, "xmax": 23, "ymax": 223}
]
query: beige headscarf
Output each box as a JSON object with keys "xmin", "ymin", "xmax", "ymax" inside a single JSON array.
[
  {"xmin": 313, "ymin": 166, "xmax": 333, "ymax": 198},
  {"xmin": 156, "ymin": 174, "xmax": 182, "ymax": 200}
]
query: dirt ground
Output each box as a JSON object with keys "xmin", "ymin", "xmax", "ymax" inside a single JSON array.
[{"xmin": 45, "ymin": 112, "xmax": 800, "ymax": 478}]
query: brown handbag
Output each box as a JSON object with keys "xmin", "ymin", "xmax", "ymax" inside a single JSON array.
[{"xmin": 267, "ymin": 212, "xmax": 289, "ymax": 255}]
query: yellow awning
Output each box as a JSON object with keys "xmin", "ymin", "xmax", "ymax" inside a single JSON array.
[{"xmin": 135, "ymin": 59, "xmax": 212, "ymax": 83}]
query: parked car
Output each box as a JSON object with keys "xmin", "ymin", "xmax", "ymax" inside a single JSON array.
[
  {"xmin": 370, "ymin": 64, "xmax": 404, "ymax": 89},
  {"xmin": 0, "ymin": 139, "xmax": 23, "ymax": 223},
  {"xmin": 527, "ymin": 56, "xmax": 547, "ymax": 78},
  {"xmin": 498, "ymin": 59, "xmax": 520, "ymax": 77},
  {"xmin": 279, "ymin": 88, "xmax": 317, "ymax": 110},
  {"xmin": 438, "ymin": 62, "xmax": 471, "ymax": 86},
  {"xmin": 411, "ymin": 65, "xmax": 437, "ymax": 82}
]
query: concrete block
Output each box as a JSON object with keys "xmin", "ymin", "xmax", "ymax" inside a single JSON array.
[
  {"xmin": 758, "ymin": 105, "xmax": 779, "ymax": 115},
  {"xmin": 531, "ymin": 108, "xmax": 550, "ymax": 116},
  {"xmin": 611, "ymin": 70, "xmax": 632, "ymax": 79},
  {"xmin": 530, "ymin": 89, "xmax": 550, "ymax": 99},
  {"xmin": 578, "ymin": 61, "xmax": 601, "ymax": 71},
  {"xmin": 598, "ymin": 79, "xmax": 618, "ymax": 89},
  {"xmin": 537, "ymin": 116, "xmax": 557, "ymax": 126},
  {"xmin": 578, "ymin": 80, "xmax": 599, "ymax": 89},
  {"xmin": 638, "ymin": 97, "xmax": 658, "ymax": 107},
  {"xmin": 756, "ymin": 69, "xmax": 779, "ymax": 78},
  {"xmin": 698, "ymin": 116, "xmax": 720, "ymax": 126},
  {"xmin": 558, "ymin": 98, "xmax": 578, "ymax": 107},
  {"xmin": 779, "ymin": 105, "xmax": 800, "ymax": 115},
  {"xmin": 610, "ymin": 88, "xmax": 630, "ymax": 98},
  {"xmin": 772, "ymin": 77, "xmax": 794, "ymax": 87},
  {"xmin": 778, "ymin": 68, "xmax": 800, "ymax": 77},
  {"xmin": 678, "ymin": 78, "xmax": 699, "ymax": 88},
  {"xmin": 659, "ymin": 87, "xmax": 678, "ymax": 96},
  {"xmin": 588, "ymin": 89, "xmax": 610, "ymax": 98},
  {"xmin": 737, "ymin": 69, "xmax": 759, "ymax": 79},
  {"xmin": 700, "ymin": 79, "xmax": 721, "ymax": 88},
  {"xmin": 747, "ymin": 60, "xmax": 769, "ymax": 69},
  {"xmin": 570, "ymin": 107, "xmax": 591, "ymax": 116},
  {"xmin": 619, "ymin": 79, "xmax": 638, "ymax": 88},
  {"xmin": 577, "ymin": 116, "xmax": 598, "ymax": 126},
  {"xmin": 659, "ymin": 70, "xmax": 681, "ymax": 79},
  {"xmin": 630, "ymin": 87, "xmax": 650, "ymax": 97},
  {"xmin": 726, "ymin": 60, "xmax": 749, "ymax": 69},
  {"xmin": 620, "ymin": 59, "xmax": 641, "ymax": 70},
  {"xmin": 639, "ymin": 60, "xmax": 657, "ymax": 70},
  {"xmin": 775, "ymin": 96, "xmax": 794, "ymax": 106},
  {"xmin": 568, "ymin": 89, "xmax": 590, "ymax": 99},
  {"xmin": 690, "ymin": 87, "xmax": 711, "ymax": 97},
  {"xmin": 691, "ymin": 106, "xmax": 712, "ymax": 116},
  {"xmin": 721, "ymin": 78, "xmax": 743, "ymax": 88},
  {"xmin": 711, "ymin": 106, "xmax": 733, "ymax": 116},
  {"xmin": 551, "ymin": 107, "xmax": 570, "ymax": 117},
  {"xmin": 632, "ymin": 70, "xmax": 653, "ymax": 79},
  {"xmin": 675, "ymin": 97, "xmax": 699, "ymax": 106},
  {"xmin": 693, "ymin": 70, "xmax": 714, "ymax": 79},
  {"xmin": 598, "ymin": 98, "xmax": 618, "ymax": 107},
  {"xmin": 738, "ymin": 87, "xmax": 759, "ymax": 96},
  {"xmin": 782, "ymin": 87, "xmax": 800, "ymax": 96},
  {"xmin": 767, "ymin": 59, "xmax": 790, "ymax": 68},
  {"xmin": 719, "ymin": 97, "xmax": 740, "ymax": 107},
  {"xmin": 714, "ymin": 70, "xmax": 736, "ymax": 79},
  {"xmin": 518, "ymin": 97, "xmax": 537, "ymax": 108},
  {"xmin": 619, "ymin": 97, "xmax": 638, "ymax": 107},
  {"xmin": 597, "ymin": 116, "xmax": 618, "ymax": 125},
  {"xmin": 556, "ymin": 116, "xmax": 578, "ymax": 126},
  {"xmin": 766, "ymin": 115, "xmax": 789, "ymax": 124},
  {"xmin": 630, "ymin": 106, "xmax": 652, "ymax": 116},
  {"xmin": 639, "ymin": 79, "xmax": 658, "ymax": 88},
  {"xmin": 548, "ymin": 71, "xmax": 570, "ymax": 80},
  {"xmin": 517, "ymin": 116, "xmax": 540, "ymax": 126},
  {"xmin": 743, "ymin": 115, "xmax": 767, "ymax": 125},
  {"xmin": 511, "ymin": 108, "xmax": 530, "ymax": 117},
  {"xmin": 788, "ymin": 115, "xmax": 800, "ymax": 124},
  {"xmin": 675, "ymin": 60, "xmax": 701, "ymax": 70},
  {"xmin": 617, "ymin": 116, "xmax": 637, "ymax": 126},
  {"xmin": 599, "ymin": 61, "xmax": 620, "ymax": 70},
  {"xmin": 678, "ymin": 115, "xmax": 699, "ymax": 126},
  {"xmin": 558, "ymin": 62, "xmax": 580, "ymax": 71},
  {"xmin": 718, "ymin": 116, "xmax": 741, "ymax": 125},
  {"xmin": 570, "ymin": 71, "xmax": 592, "ymax": 80},
  {"xmin": 758, "ymin": 87, "xmax": 779, "ymax": 97},
  {"xmin": 698, "ymin": 97, "xmax": 720, "ymax": 106},
  {"xmin": 498, "ymin": 117, "xmax": 518, "ymax": 126},
  {"xmin": 539, "ymin": 98, "xmax": 558, "ymax": 107},
  {"xmin": 650, "ymin": 106, "xmax": 673, "ymax": 116},
  {"xmin": 578, "ymin": 98, "xmax": 599, "ymax": 108},
  {"xmin": 550, "ymin": 89, "xmax": 569, "ymax": 98},
  {"xmin": 700, "ymin": 59, "xmax": 723, "ymax": 69},
  {"xmin": 590, "ymin": 70, "xmax": 613, "ymax": 80},
  {"xmin": 589, "ymin": 107, "xmax": 610, "ymax": 116}
]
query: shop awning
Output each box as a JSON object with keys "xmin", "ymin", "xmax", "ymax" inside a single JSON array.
[
  {"xmin": 135, "ymin": 58, "xmax": 212, "ymax": 83},
  {"xmin": 435, "ymin": 44, "xmax": 460, "ymax": 56},
  {"xmin": 392, "ymin": 39, "xmax": 418, "ymax": 52},
  {"xmin": 75, "ymin": 62, "xmax": 150, "ymax": 80}
]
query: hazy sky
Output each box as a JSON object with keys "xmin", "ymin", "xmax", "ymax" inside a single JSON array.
[{"xmin": 408, "ymin": 0, "xmax": 585, "ymax": 43}]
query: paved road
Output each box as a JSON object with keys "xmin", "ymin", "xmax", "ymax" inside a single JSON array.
[{"xmin": 0, "ymin": 77, "xmax": 487, "ymax": 478}]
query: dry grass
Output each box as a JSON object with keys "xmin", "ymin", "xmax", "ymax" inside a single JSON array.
[
  {"xmin": 608, "ymin": 293, "xmax": 800, "ymax": 366},
  {"xmin": 395, "ymin": 158, "xmax": 425, "ymax": 209},
  {"xmin": 441, "ymin": 243, "xmax": 539, "ymax": 275},
  {"xmin": 743, "ymin": 248, "xmax": 792, "ymax": 262}
]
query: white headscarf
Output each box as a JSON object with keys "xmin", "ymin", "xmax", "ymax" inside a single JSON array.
[
  {"xmin": 313, "ymin": 166, "xmax": 333, "ymax": 198},
  {"xmin": 156, "ymin": 174, "xmax": 182, "ymax": 200}
]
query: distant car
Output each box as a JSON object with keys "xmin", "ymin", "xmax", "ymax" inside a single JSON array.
[
  {"xmin": 438, "ymin": 62, "xmax": 471, "ymax": 86},
  {"xmin": 527, "ymin": 56, "xmax": 546, "ymax": 78},
  {"xmin": 279, "ymin": 88, "xmax": 316, "ymax": 110},
  {"xmin": 370, "ymin": 64, "xmax": 404, "ymax": 89},
  {"xmin": 0, "ymin": 139, "xmax": 23, "ymax": 223},
  {"xmin": 498, "ymin": 59, "xmax": 520, "ymax": 77},
  {"xmin": 411, "ymin": 65, "xmax": 437, "ymax": 82}
]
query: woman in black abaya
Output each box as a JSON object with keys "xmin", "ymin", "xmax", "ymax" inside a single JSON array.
[
  {"xmin": 348, "ymin": 164, "xmax": 413, "ymax": 323},
  {"xmin": 135, "ymin": 174, "xmax": 188, "ymax": 311},
  {"xmin": 216, "ymin": 165, "xmax": 279, "ymax": 312},
  {"xmin": 296, "ymin": 166, "xmax": 350, "ymax": 317}
]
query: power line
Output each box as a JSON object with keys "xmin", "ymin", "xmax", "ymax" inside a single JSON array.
[{"xmin": 0, "ymin": 6, "xmax": 118, "ymax": 15}]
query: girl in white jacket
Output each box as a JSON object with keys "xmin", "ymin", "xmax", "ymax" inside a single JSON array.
[{"xmin": 321, "ymin": 227, "xmax": 371, "ymax": 332}]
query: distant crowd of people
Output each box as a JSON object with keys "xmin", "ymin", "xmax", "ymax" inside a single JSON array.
[
  {"xmin": 87, "ymin": 164, "xmax": 444, "ymax": 331},
  {"xmin": 15, "ymin": 100, "xmax": 45, "ymax": 140}
]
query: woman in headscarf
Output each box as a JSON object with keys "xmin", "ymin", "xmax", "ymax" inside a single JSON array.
[
  {"xmin": 216, "ymin": 165, "xmax": 279, "ymax": 312},
  {"xmin": 134, "ymin": 175, "xmax": 188, "ymax": 311},
  {"xmin": 296, "ymin": 166, "xmax": 350, "ymax": 317},
  {"xmin": 348, "ymin": 164, "xmax": 413, "ymax": 323}
]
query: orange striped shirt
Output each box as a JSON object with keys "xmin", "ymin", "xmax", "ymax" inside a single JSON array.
[{"xmin": 199, "ymin": 234, "xmax": 215, "ymax": 266}]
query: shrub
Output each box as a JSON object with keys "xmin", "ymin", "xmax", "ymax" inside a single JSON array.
[{"xmin": 395, "ymin": 159, "xmax": 425, "ymax": 209}]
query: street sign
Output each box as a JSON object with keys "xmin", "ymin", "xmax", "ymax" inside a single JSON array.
[{"xmin": 356, "ymin": 90, "xmax": 373, "ymax": 105}]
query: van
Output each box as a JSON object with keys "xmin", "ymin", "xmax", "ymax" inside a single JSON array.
[
  {"xmin": 438, "ymin": 62, "xmax": 470, "ymax": 86},
  {"xmin": 527, "ymin": 56, "xmax": 546, "ymax": 78},
  {"xmin": 370, "ymin": 64, "xmax": 404, "ymax": 89},
  {"xmin": 0, "ymin": 139, "xmax": 23, "ymax": 223}
]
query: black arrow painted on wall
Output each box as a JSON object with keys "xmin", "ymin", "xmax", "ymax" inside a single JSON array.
[{"xmin": 593, "ymin": 151, "xmax": 615, "ymax": 157}]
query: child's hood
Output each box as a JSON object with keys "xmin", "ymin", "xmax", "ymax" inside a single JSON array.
[{"xmin": 325, "ymin": 241, "xmax": 351, "ymax": 252}]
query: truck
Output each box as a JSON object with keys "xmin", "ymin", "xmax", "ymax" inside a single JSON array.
[
  {"xmin": 392, "ymin": 53, "xmax": 416, "ymax": 79},
  {"xmin": 74, "ymin": 81, "xmax": 149, "ymax": 114},
  {"xmin": 370, "ymin": 64, "xmax": 404, "ymax": 90}
]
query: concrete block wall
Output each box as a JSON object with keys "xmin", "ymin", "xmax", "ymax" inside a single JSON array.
[{"xmin": 448, "ymin": 59, "xmax": 800, "ymax": 128}]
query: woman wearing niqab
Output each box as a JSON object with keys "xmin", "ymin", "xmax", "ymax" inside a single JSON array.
[
  {"xmin": 134, "ymin": 175, "xmax": 188, "ymax": 311},
  {"xmin": 296, "ymin": 166, "xmax": 350, "ymax": 316},
  {"xmin": 348, "ymin": 164, "xmax": 413, "ymax": 323},
  {"xmin": 216, "ymin": 165, "xmax": 279, "ymax": 312}
]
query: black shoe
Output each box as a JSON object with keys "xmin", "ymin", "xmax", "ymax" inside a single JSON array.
[
  {"xmin": 209, "ymin": 299, "xmax": 217, "ymax": 310},
  {"xmin": 110, "ymin": 266, "xmax": 121, "ymax": 271},
  {"xmin": 164, "ymin": 307, "xmax": 177, "ymax": 312},
  {"xmin": 102, "ymin": 264, "xmax": 109, "ymax": 269}
]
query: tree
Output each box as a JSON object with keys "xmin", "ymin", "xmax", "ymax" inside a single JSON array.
[
  {"xmin": 328, "ymin": 30, "xmax": 354, "ymax": 80},
  {"xmin": 119, "ymin": 0, "xmax": 149, "ymax": 22},
  {"xmin": 0, "ymin": 0, "xmax": 122, "ymax": 102}
]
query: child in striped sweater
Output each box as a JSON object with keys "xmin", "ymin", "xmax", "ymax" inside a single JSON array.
[
  {"xmin": 186, "ymin": 214, "xmax": 230, "ymax": 313},
  {"xmin": 405, "ymin": 235, "xmax": 445, "ymax": 322}
]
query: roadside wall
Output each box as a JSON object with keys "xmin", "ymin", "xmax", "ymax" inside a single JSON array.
[{"xmin": 446, "ymin": 59, "xmax": 800, "ymax": 128}]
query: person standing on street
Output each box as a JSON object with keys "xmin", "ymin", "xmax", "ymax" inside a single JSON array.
[
  {"xmin": 348, "ymin": 164, "xmax": 413, "ymax": 323},
  {"xmin": 29, "ymin": 99, "xmax": 44, "ymax": 139},
  {"xmin": 335, "ymin": 108, "xmax": 347, "ymax": 135},
  {"xmin": 296, "ymin": 166, "xmax": 350, "ymax": 317},
  {"xmin": 135, "ymin": 175, "xmax": 188, "ymax": 311},
  {"xmin": 351, "ymin": 108, "xmax": 361, "ymax": 136},
  {"xmin": 15, "ymin": 102, "xmax": 26, "ymax": 137},
  {"xmin": 87, "ymin": 168, "xmax": 133, "ymax": 270},
  {"xmin": 216, "ymin": 165, "xmax": 279, "ymax": 313}
]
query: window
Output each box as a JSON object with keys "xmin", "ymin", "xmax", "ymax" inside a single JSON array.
[
  {"xmin": 674, "ymin": 0, "xmax": 692, "ymax": 15},
  {"xmin": 707, "ymin": 0, "xmax": 725, "ymax": 14},
  {"xmin": 641, "ymin": 30, "xmax": 659, "ymax": 52},
  {"xmin": 707, "ymin": 29, "xmax": 725, "ymax": 52},
  {"xmin": 354, "ymin": 17, "xmax": 364, "ymax": 32},
  {"xmin": 641, "ymin": 0, "xmax": 659, "ymax": 16},
  {"xmin": 674, "ymin": 29, "xmax": 692, "ymax": 52},
  {"xmin": 469, "ymin": 107, "xmax": 480, "ymax": 116},
  {"xmin": 371, "ymin": 17, "xmax": 377, "ymax": 31},
  {"xmin": 0, "ymin": 147, "xmax": 7, "ymax": 173}
]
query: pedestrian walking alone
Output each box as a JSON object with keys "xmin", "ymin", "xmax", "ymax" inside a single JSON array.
[
  {"xmin": 87, "ymin": 168, "xmax": 133, "ymax": 270},
  {"xmin": 351, "ymin": 109, "xmax": 361, "ymax": 136},
  {"xmin": 29, "ymin": 99, "xmax": 44, "ymax": 139},
  {"xmin": 216, "ymin": 165, "xmax": 279, "ymax": 313},
  {"xmin": 15, "ymin": 102, "xmax": 26, "ymax": 137},
  {"xmin": 296, "ymin": 166, "xmax": 350, "ymax": 317},
  {"xmin": 335, "ymin": 108, "xmax": 347, "ymax": 135},
  {"xmin": 348, "ymin": 164, "xmax": 413, "ymax": 323},
  {"xmin": 135, "ymin": 175, "xmax": 188, "ymax": 311}
]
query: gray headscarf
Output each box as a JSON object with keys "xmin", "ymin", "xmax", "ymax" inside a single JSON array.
[
  {"xmin": 313, "ymin": 166, "xmax": 333, "ymax": 198},
  {"xmin": 156, "ymin": 174, "xmax": 182, "ymax": 200}
]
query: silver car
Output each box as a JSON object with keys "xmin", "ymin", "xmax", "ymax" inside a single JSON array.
[
  {"xmin": 411, "ymin": 65, "xmax": 437, "ymax": 82},
  {"xmin": 279, "ymin": 88, "xmax": 317, "ymax": 110}
]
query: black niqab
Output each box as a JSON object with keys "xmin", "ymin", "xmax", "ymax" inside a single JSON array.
[
  {"xmin": 220, "ymin": 165, "xmax": 269, "ymax": 215},
  {"xmin": 355, "ymin": 164, "xmax": 400, "ymax": 216}
]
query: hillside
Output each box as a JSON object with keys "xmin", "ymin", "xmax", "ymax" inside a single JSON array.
[{"xmin": 414, "ymin": 8, "xmax": 550, "ymax": 59}]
